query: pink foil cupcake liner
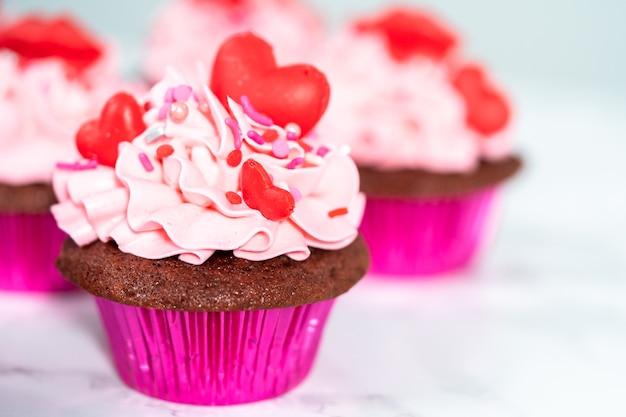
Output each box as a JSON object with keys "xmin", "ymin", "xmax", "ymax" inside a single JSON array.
[
  {"xmin": 359, "ymin": 187, "xmax": 497, "ymax": 276},
  {"xmin": 95, "ymin": 297, "xmax": 335, "ymax": 405},
  {"xmin": 0, "ymin": 212, "xmax": 73, "ymax": 292}
]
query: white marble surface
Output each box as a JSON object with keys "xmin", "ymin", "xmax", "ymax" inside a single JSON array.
[{"xmin": 1, "ymin": 79, "xmax": 626, "ymax": 416}]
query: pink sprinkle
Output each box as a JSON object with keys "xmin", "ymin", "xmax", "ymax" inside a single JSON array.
[
  {"xmin": 164, "ymin": 87, "xmax": 174, "ymax": 103},
  {"xmin": 272, "ymin": 139, "xmax": 290, "ymax": 158},
  {"xmin": 286, "ymin": 131, "xmax": 298, "ymax": 141},
  {"xmin": 157, "ymin": 103, "xmax": 169, "ymax": 120},
  {"xmin": 225, "ymin": 118, "xmax": 242, "ymax": 149},
  {"xmin": 247, "ymin": 130, "xmax": 265, "ymax": 145},
  {"xmin": 173, "ymin": 84, "xmax": 192, "ymax": 102},
  {"xmin": 56, "ymin": 160, "xmax": 98, "ymax": 171},
  {"xmin": 192, "ymin": 91, "xmax": 200, "ymax": 102},
  {"xmin": 317, "ymin": 146, "xmax": 330, "ymax": 157},
  {"xmin": 138, "ymin": 153, "xmax": 154, "ymax": 172},
  {"xmin": 241, "ymin": 95, "xmax": 273, "ymax": 126},
  {"xmin": 289, "ymin": 186, "xmax": 302, "ymax": 202},
  {"xmin": 287, "ymin": 157, "xmax": 304, "ymax": 169}
]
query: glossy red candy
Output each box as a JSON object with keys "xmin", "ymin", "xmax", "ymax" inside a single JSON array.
[
  {"xmin": 211, "ymin": 32, "xmax": 330, "ymax": 137},
  {"xmin": 241, "ymin": 159, "xmax": 295, "ymax": 221},
  {"xmin": 452, "ymin": 64, "xmax": 510, "ymax": 135},
  {"xmin": 355, "ymin": 8, "xmax": 457, "ymax": 61},
  {"xmin": 0, "ymin": 15, "xmax": 103, "ymax": 73},
  {"xmin": 76, "ymin": 92, "xmax": 146, "ymax": 167}
]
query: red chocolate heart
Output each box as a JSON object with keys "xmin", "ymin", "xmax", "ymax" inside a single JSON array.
[
  {"xmin": 452, "ymin": 64, "xmax": 510, "ymax": 135},
  {"xmin": 0, "ymin": 15, "xmax": 103, "ymax": 74},
  {"xmin": 210, "ymin": 32, "xmax": 330, "ymax": 137},
  {"xmin": 355, "ymin": 8, "xmax": 457, "ymax": 61},
  {"xmin": 241, "ymin": 159, "xmax": 295, "ymax": 221},
  {"xmin": 76, "ymin": 92, "xmax": 146, "ymax": 167}
]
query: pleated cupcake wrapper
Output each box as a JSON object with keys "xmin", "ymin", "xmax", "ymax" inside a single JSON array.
[
  {"xmin": 0, "ymin": 211, "xmax": 73, "ymax": 292},
  {"xmin": 359, "ymin": 187, "xmax": 497, "ymax": 276},
  {"xmin": 95, "ymin": 297, "xmax": 335, "ymax": 405}
]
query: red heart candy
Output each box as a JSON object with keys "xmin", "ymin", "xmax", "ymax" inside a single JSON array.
[
  {"xmin": 76, "ymin": 92, "xmax": 146, "ymax": 167},
  {"xmin": 192, "ymin": 0, "xmax": 247, "ymax": 6},
  {"xmin": 210, "ymin": 32, "xmax": 330, "ymax": 137},
  {"xmin": 452, "ymin": 64, "xmax": 510, "ymax": 135},
  {"xmin": 0, "ymin": 15, "xmax": 103, "ymax": 74},
  {"xmin": 241, "ymin": 159, "xmax": 295, "ymax": 221},
  {"xmin": 355, "ymin": 8, "xmax": 457, "ymax": 61}
]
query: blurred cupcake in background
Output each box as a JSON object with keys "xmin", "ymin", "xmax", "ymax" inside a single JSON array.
[
  {"xmin": 0, "ymin": 14, "xmax": 125, "ymax": 291},
  {"xmin": 317, "ymin": 7, "xmax": 522, "ymax": 277},
  {"xmin": 143, "ymin": 0, "xmax": 323, "ymax": 82}
]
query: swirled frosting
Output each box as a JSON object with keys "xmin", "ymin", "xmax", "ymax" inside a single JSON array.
[
  {"xmin": 52, "ymin": 70, "xmax": 365, "ymax": 264},
  {"xmin": 316, "ymin": 27, "xmax": 513, "ymax": 174},
  {"xmin": 0, "ymin": 47, "xmax": 122, "ymax": 185},
  {"xmin": 144, "ymin": 0, "xmax": 322, "ymax": 82}
]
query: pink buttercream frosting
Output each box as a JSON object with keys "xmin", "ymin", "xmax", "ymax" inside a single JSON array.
[
  {"xmin": 52, "ymin": 70, "xmax": 365, "ymax": 264},
  {"xmin": 0, "ymin": 49, "xmax": 122, "ymax": 185},
  {"xmin": 316, "ymin": 30, "xmax": 513, "ymax": 174},
  {"xmin": 144, "ymin": 0, "xmax": 322, "ymax": 82}
]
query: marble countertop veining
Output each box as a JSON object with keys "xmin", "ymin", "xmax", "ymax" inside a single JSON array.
[{"xmin": 1, "ymin": 80, "xmax": 626, "ymax": 417}]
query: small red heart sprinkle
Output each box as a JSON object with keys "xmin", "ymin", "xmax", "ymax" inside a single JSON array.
[
  {"xmin": 75, "ymin": 92, "xmax": 146, "ymax": 167},
  {"xmin": 226, "ymin": 191, "xmax": 242, "ymax": 204},
  {"xmin": 241, "ymin": 159, "xmax": 295, "ymax": 221},
  {"xmin": 355, "ymin": 8, "xmax": 457, "ymax": 62},
  {"xmin": 0, "ymin": 14, "xmax": 103, "ymax": 74},
  {"xmin": 452, "ymin": 64, "xmax": 510, "ymax": 135},
  {"xmin": 210, "ymin": 32, "xmax": 330, "ymax": 137},
  {"xmin": 156, "ymin": 144, "xmax": 174, "ymax": 159},
  {"xmin": 227, "ymin": 149, "xmax": 243, "ymax": 167},
  {"xmin": 262, "ymin": 129, "xmax": 279, "ymax": 142}
]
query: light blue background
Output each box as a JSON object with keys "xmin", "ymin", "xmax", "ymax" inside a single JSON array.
[{"xmin": 4, "ymin": 0, "xmax": 626, "ymax": 94}]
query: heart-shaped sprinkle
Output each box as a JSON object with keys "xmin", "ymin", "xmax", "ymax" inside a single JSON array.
[
  {"xmin": 355, "ymin": 8, "xmax": 457, "ymax": 62},
  {"xmin": 0, "ymin": 15, "xmax": 103, "ymax": 74},
  {"xmin": 241, "ymin": 159, "xmax": 295, "ymax": 221},
  {"xmin": 452, "ymin": 64, "xmax": 510, "ymax": 135},
  {"xmin": 210, "ymin": 32, "xmax": 330, "ymax": 137},
  {"xmin": 75, "ymin": 92, "xmax": 146, "ymax": 167}
]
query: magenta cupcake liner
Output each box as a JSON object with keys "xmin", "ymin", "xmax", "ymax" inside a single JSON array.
[
  {"xmin": 359, "ymin": 187, "xmax": 497, "ymax": 276},
  {"xmin": 0, "ymin": 211, "xmax": 73, "ymax": 292},
  {"xmin": 95, "ymin": 297, "xmax": 335, "ymax": 405}
]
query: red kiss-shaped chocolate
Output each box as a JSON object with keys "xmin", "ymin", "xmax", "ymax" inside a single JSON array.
[
  {"xmin": 452, "ymin": 64, "xmax": 510, "ymax": 135},
  {"xmin": 75, "ymin": 92, "xmax": 146, "ymax": 167},
  {"xmin": 355, "ymin": 8, "xmax": 457, "ymax": 61},
  {"xmin": 210, "ymin": 32, "xmax": 330, "ymax": 137},
  {"xmin": 241, "ymin": 159, "xmax": 295, "ymax": 221},
  {"xmin": 0, "ymin": 15, "xmax": 103, "ymax": 73}
]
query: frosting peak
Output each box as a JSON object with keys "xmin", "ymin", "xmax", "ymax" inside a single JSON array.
[{"xmin": 52, "ymin": 70, "xmax": 364, "ymax": 264}]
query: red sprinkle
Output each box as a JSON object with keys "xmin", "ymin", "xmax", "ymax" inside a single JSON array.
[
  {"xmin": 156, "ymin": 144, "xmax": 174, "ymax": 159},
  {"xmin": 262, "ymin": 129, "xmax": 279, "ymax": 142},
  {"xmin": 328, "ymin": 207, "xmax": 349, "ymax": 218},
  {"xmin": 226, "ymin": 191, "xmax": 242, "ymax": 204},
  {"xmin": 298, "ymin": 139, "xmax": 314, "ymax": 152},
  {"xmin": 227, "ymin": 149, "xmax": 243, "ymax": 167}
]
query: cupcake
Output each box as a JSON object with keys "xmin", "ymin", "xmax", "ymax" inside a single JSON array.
[
  {"xmin": 52, "ymin": 33, "xmax": 368, "ymax": 405},
  {"xmin": 0, "ymin": 14, "xmax": 124, "ymax": 291},
  {"xmin": 143, "ymin": 0, "xmax": 322, "ymax": 82},
  {"xmin": 317, "ymin": 7, "xmax": 522, "ymax": 276}
]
